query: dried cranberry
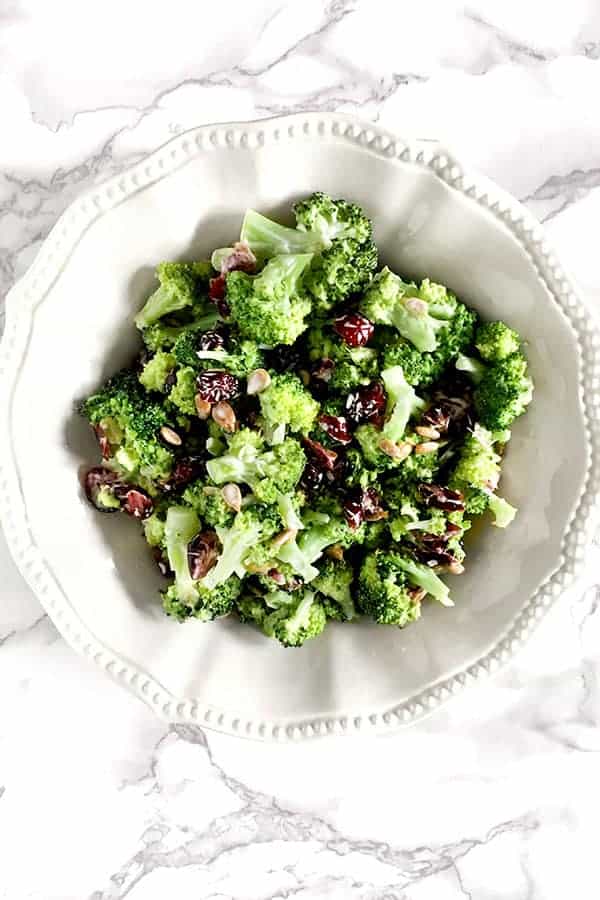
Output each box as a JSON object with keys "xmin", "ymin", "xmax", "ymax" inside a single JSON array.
[
  {"xmin": 312, "ymin": 358, "xmax": 335, "ymax": 383},
  {"xmin": 197, "ymin": 330, "xmax": 226, "ymax": 351},
  {"xmin": 303, "ymin": 437, "xmax": 338, "ymax": 470},
  {"xmin": 343, "ymin": 496, "xmax": 364, "ymax": 530},
  {"xmin": 324, "ymin": 454, "xmax": 347, "ymax": 486},
  {"xmin": 299, "ymin": 461, "xmax": 324, "ymax": 494},
  {"xmin": 318, "ymin": 415, "xmax": 352, "ymax": 445},
  {"xmin": 187, "ymin": 531, "xmax": 220, "ymax": 581},
  {"xmin": 333, "ymin": 312, "xmax": 374, "ymax": 347},
  {"xmin": 83, "ymin": 467, "xmax": 123, "ymax": 512},
  {"xmin": 219, "ymin": 242, "xmax": 256, "ymax": 274},
  {"xmin": 93, "ymin": 424, "xmax": 112, "ymax": 460},
  {"xmin": 196, "ymin": 370, "xmax": 239, "ymax": 403},
  {"xmin": 361, "ymin": 487, "xmax": 387, "ymax": 522},
  {"xmin": 345, "ymin": 382, "xmax": 386, "ymax": 425},
  {"xmin": 414, "ymin": 546, "xmax": 461, "ymax": 570},
  {"xmin": 209, "ymin": 274, "xmax": 226, "ymax": 300},
  {"xmin": 208, "ymin": 275, "xmax": 230, "ymax": 317},
  {"xmin": 122, "ymin": 488, "xmax": 154, "ymax": 519},
  {"xmin": 419, "ymin": 483, "xmax": 465, "ymax": 512},
  {"xmin": 162, "ymin": 458, "xmax": 204, "ymax": 493}
]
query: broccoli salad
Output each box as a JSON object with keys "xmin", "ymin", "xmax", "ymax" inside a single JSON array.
[{"xmin": 80, "ymin": 192, "xmax": 533, "ymax": 647}]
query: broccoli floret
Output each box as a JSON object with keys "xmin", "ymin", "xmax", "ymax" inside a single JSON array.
[
  {"xmin": 143, "ymin": 511, "xmax": 166, "ymax": 548},
  {"xmin": 449, "ymin": 425, "xmax": 516, "ymax": 527},
  {"xmin": 381, "ymin": 449, "xmax": 441, "ymax": 492},
  {"xmin": 381, "ymin": 300, "xmax": 477, "ymax": 388},
  {"xmin": 163, "ymin": 577, "xmax": 241, "ymax": 622},
  {"xmin": 135, "ymin": 261, "xmax": 212, "ymax": 329},
  {"xmin": 236, "ymin": 196, "xmax": 376, "ymax": 314},
  {"xmin": 139, "ymin": 351, "xmax": 176, "ymax": 393},
  {"xmin": 238, "ymin": 194, "xmax": 372, "ymax": 258},
  {"xmin": 141, "ymin": 312, "xmax": 219, "ymax": 353},
  {"xmin": 303, "ymin": 239, "xmax": 378, "ymax": 313},
  {"xmin": 194, "ymin": 337, "xmax": 264, "ymax": 378},
  {"xmin": 475, "ymin": 321, "xmax": 521, "ymax": 362},
  {"xmin": 174, "ymin": 329, "xmax": 264, "ymax": 377},
  {"xmin": 236, "ymin": 594, "xmax": 269, "ymax": 627},
  {"xmin": 277, "ymin": 500, "xmax": 365, "ymax": 581},
  {"xmin": 259, "ymin": 373, "xmax": 319, "ymax": 434},
  {"xmin": 182, "ymin": 481, "xmax": 236, "ymax": 528},
  {"xmin": 80, "ymin": 369, "xmax": 174, "ymax": 482},
  {"xmin": 305, "ymin": 325, "xmax": 379, "ymax": 390},
  {"xmin": 361, "ymin": 269, "xmax": 445, "ymax": 352},
  {"xmin": 293, "ymin": 192, "xmax": 373, "ymax": 246},
  {"xmin": 168, "ymin": 367, "xmax": 197, "ymax": 416},
  {"xmin": 357, "ymin": 552, "xmax": 422, "ymax": 627},
  {"xmin": 362, "ymin": 269, "xmax": 476, "ymax": 362},
  {"xmin": 344, "ymin": 447, "xmax": 379, "ymax": 488},
  {"xmin": 262, "ymin": 590, "xmax": 327, "ymax": 647},
  {"xmin": 206, "ymin": 430, "xmax": 306, "ymax": 504},
  {"xmin": 475, "ymin": 352, "xmax": 533, "ymax": 431},
  {"xmin": 312, "ymin": 559, "xmax": 356, "ymax": 621},
  {"xmin": 227, "ymin": 255, "xmax": 313, "ymax": 346},
  {"xmin": 455, "ymin": 353, "xmax": 486, "ymax": 383},
  {"xmin": 355, "ymin": 424, "xmax": 396, "ymax": 470},
  {"xmin": 200, "ymin": 508, "xmax": 274, "ymax": 590}
]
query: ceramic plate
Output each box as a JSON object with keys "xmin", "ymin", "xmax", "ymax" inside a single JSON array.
[{"xmin": 1, "ymin": 113, "xmax": 599, "ymax": 740}]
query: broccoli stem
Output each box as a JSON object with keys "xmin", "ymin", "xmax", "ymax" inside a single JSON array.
[{"xmin": 240, "ymin": 209, "xmax": 323, "ymax": 257}]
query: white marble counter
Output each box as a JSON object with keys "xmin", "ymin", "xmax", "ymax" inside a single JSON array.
[{"xmin": 2, "ymin": 3, "xmax": 600, "ymax": 898}]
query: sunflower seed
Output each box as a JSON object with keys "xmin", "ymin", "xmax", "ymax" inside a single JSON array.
[
  {"xmin": 246, "ymin": 368, "xmax": 271, "ymax": 395},
  {"xmin": 212, "ymin": 401, "xmax": 237, "ymax": 433},
  {"xmin": 379, "ymin": 438, "xmax": 413, "ymax": 460},
  {"xmin": 221, "ymin": 483, "xmax": 242, "ymax": 512},
  {"xmin": 415, "ymin": 441, "xmax": 439, "ymax": 455},
  {"xmin": 160, "ymin": 426, "xmax": 183, "ymax": 447}
]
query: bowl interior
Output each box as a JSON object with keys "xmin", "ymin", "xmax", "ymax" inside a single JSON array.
[{"xmin": 10, "ymin": 134, "xmax": 586, "ymax": 723}]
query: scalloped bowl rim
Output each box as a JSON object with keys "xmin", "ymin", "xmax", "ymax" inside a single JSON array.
[{"xmin": 1, "ymin": 113, "xmax": 599, "ymax": 741}]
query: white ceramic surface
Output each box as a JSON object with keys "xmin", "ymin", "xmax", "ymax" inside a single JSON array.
[{"xmin": 1, "ymin": 112, "xmax": 599, "ymax": 741}]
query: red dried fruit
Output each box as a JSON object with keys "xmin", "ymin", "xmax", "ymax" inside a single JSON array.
[
  {"xmin": 419, "ymin": 483, "xmax": 465, "ymax": 513},
  {"xmin": 93, "ymin": 424, "xmax": 112, "ymax": 460},
  {"xmin": 361, "ymin": 487, "xmax": 388, "ymax": 522},
  {"xmin": 208, "ymin": 275, "xmax": 230, "ymax": 317},
  {"xmin": 196, "ymin": 370, "xmax": 239, "ymax": 403},
  {"xmin": 333, "ymin": 312, "xmax": 374, "ymax": 347},
  {"xmin": 318, "ymin": 415, "xmax": 352, "ymax": 445},
  {"xmin": 219, "ymin": 241, "xmax": 257, "ymax": 274},
  {"xmin": 414, "ymin": 546, "xmax": 462, "ymax": 570},
  {"xmin": 187, "ymin": 531, "xmax": 220, "ymax": 581},
  {"xmin": 162, "ymin": 458, "xmax": 204, "ymax": 493},
  {"xmin": 209, "ymin": 274, "xmax": 226, "ymax": 300},
  {"xmin": 303, "ymin": 437, "xmax": 338, "ymax": 470},
  {"xmin": 345, "ymin": 381, "xmax": 386, "ymax": 425},
  {"xmin": 312, "ymin": 358, "xmax": 335, "ymax": 382},
  {"xmin": 197, "ymin": 330, "xmax": 226, "ymax": 351},
  {"xmin": 324, "ymin": 454, "xmax": 347, "ymax": 486},
  {"xmin": 122, "ymin": 489, "xmax": 154, "ymax": 520},
  {"xmin": 299, "ymin": 461, "xmax": 325, "ymax": 494},
  {"xmin": 343, "ymin": 495, "xmax": 364, "ymax": 530}
]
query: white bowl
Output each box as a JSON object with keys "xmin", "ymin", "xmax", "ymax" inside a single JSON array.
[{"xmin": 1, "ymin": 113, "xmax": 599, "ymax": 741}]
